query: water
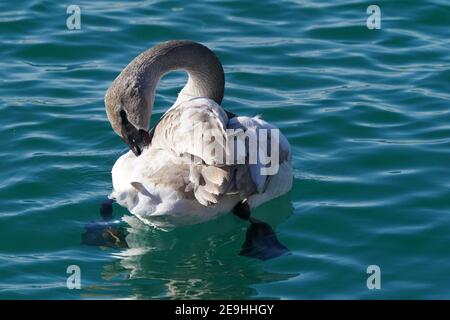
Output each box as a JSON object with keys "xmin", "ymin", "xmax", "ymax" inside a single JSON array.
[{"xmin": 1, "ymin": 0, "xmax": 449, "ymax": 299}]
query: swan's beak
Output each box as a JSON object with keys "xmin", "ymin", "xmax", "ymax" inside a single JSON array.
[{"xmin": 119, "ymin": 110, "xmax": 152, "ymax": 156}]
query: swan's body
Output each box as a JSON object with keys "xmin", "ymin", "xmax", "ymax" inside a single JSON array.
[{"xmin": 105, "ymin": 41, "xmax": 292, "ymax": 229}]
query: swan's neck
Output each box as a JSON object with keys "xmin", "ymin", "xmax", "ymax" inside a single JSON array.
[{"xmin": 120, "ymin": 41, "xmax": 225, "ymax": 129}]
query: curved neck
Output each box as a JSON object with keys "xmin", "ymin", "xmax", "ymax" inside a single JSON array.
[{"xmin": 117, "ymin": 40, "xmax": 225, "ymax": 130}]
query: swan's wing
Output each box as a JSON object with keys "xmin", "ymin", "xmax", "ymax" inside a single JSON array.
[
  {"xmin": 152, "ymin": 98, "xmax": 229, "ymax": 166},
  {"xmin": 227, "ymin": 116, "xmax": 291, "ymax": 197},
  {"xmin": 151, "ymin": 98, "xmax": 232, "ymax": 206}
]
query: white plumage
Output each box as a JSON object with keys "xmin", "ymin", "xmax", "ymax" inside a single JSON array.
[{"xmin": 111, "ymin": 98, "xmax": 292, "ymax": 229}]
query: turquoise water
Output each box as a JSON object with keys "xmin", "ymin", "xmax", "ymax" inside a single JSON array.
[{"xmin": 1, "ymin": 0, "xmax": 449, "ymax": 299}]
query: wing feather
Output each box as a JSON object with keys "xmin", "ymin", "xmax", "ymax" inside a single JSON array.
[
  {"xmin": 151, "ymin": 98, "xmax": 231, "ymax": 207},
  {"xmin": 152, "ymin": 98, "xmax": 229, "ymax": 166}
]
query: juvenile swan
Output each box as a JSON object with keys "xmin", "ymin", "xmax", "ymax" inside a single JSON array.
[{"xmin": 104, "ymin": 41, "xmax": 292, "ymax": 258}]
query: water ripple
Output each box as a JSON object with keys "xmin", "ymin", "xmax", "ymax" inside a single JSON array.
[{"xmin": 0, "ymin": 0, "xmax": 449, "ymax": 299}]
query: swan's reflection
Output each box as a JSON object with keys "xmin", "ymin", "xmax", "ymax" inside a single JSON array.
[{"xmin": 98, "ymin": 196, "xmax": 296, "ymax": 299}]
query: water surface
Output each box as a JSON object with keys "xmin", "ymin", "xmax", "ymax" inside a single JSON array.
[{"xmin": 0, "ymin": 0, "xmax": 449, "ymax": 299}]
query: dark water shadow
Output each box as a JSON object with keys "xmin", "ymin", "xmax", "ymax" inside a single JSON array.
[{"xmin": 83, "ymin": 195, "xmax": 297, "ymax": 299}]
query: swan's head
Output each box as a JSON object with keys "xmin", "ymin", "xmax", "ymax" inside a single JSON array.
[
  {"xmin": 104, "ymin": 40, "xmax": 225, "ymax": 156},
  {"xmin": 105, "ymin": 78, "xmax": 152, "ymax": 156}
]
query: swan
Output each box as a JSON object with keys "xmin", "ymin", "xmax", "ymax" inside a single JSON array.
[{"xmin": 102, "ymin": 40, "xmax": 292, "ymax": 259}]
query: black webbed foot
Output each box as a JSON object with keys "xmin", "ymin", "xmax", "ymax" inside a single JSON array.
[
  {"xmin": 82, "ymin": 199, "xmax": 129, "ymax": 249},
  {"xmin": 81, "ymin": 223, "xmax": 128, "ymax": 249},
  {"xmin": 99, "ymin": 198, "xmax": 114, "ymax": 221},
  {"xmin": 233, "ymin": 200, "xmax": 251, "ymax": 220},
  {"xmin": 239, "ymin": 218, "xmax": 290, "ymax": 260},
  {"xmin": 233, "ymin": 200, "xmax": 290, "ymax": 261}
]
